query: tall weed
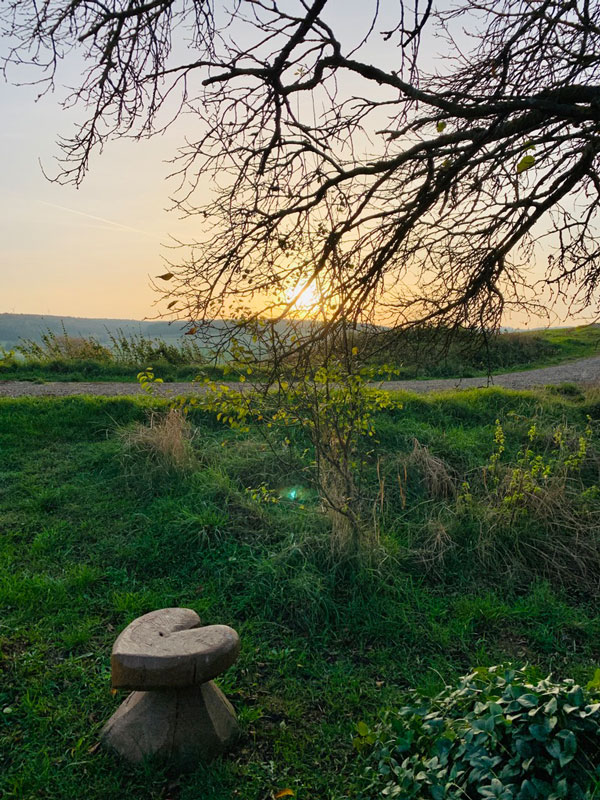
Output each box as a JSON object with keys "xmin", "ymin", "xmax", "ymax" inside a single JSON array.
[{"xmin": 15, "ymin": 324, "xmax": 207, "ymax": 369}]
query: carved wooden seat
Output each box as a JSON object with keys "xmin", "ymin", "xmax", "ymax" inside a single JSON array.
[{"xmin": 101, "ymin": 608, "xmax": 240, "ymax": 770}]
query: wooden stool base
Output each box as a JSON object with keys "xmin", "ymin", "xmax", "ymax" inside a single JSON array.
[{"xmin": 101, "ymin": 680, "xmax": 239, "ymax": 771}]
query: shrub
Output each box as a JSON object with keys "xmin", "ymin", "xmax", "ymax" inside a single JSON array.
[
  {"xmin": 201, "ymin": 359, "xmax": 402, "ymax": 560},
  {"xmin": 107, "ymin": 328, "xmax": 206, "ymax": 366},
  {"xmin": 364, "ymin": 665, "xmax": 600, "ymax": 799}
]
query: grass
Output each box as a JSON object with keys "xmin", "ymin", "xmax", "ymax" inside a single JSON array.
[
  {"xmin": 0, "ymin": 358, "xmax": 240, "ymax": 383},
  {"xmin": 534, "ymin": 325, "xmax": 600, "ymax": 362},
  {"xmin": 2, "ymin": 390, "xmax": 600, "ymax": 798}
]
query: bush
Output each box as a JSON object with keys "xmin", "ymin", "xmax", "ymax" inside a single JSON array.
[
  {"xmin": 359, "ymin": 327, "xmax": 562, "ymax": 377},
  {"xmin": 364, "ymin": 665, "xmax": 600, "ymax": 799}
]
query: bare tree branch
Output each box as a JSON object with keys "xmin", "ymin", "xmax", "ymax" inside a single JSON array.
[{"xmin": 2, "ymin": 0, "xmax": 600, "ymax": 350}]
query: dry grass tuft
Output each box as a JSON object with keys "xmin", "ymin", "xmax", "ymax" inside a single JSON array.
[
  {"xmin": 481, "ymin": 472, "xmax": 600, "ymax": 594},
  {"xmin": 119, "ymin": 408, "xmax": 196, "ymax": 473},
  {"xmin": 413, "ymin": 517, "xmax": 457, "ymax": 572},
  {"xmin": 406, "ymin": 438, "xmax": 457, "ymax": 500}
]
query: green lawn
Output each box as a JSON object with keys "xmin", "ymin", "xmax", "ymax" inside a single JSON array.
[{"xmin": 2, "ymin": 390, "xmax": 600, "ymax": 798}]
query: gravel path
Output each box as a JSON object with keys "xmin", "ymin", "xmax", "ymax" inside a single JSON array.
[{"xmin": 3, "ymin": 356, "xmax": 600, "ymax": 397}]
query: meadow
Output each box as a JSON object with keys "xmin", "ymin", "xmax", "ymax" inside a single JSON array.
[{"xmin": 2, "ymin": 387, "xmax": 600, "ymax": 798}]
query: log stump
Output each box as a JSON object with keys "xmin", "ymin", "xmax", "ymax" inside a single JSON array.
[{"xmin": 101, "ymin": 608, "xmax": 240, "ymax": 771}]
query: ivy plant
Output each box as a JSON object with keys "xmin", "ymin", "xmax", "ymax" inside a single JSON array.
[{"xmin": 364, "ymin": 666, "xmax": 600, "ymax": 799}]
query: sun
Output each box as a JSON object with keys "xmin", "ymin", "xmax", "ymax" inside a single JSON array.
[{"xmin": 285, "ymin": 281, "xmax": 320, "ymax": 313}]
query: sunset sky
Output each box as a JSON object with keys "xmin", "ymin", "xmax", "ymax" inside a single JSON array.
[
  {"xmin": 0, "ymin": 2, "xmax": 591, "ymax": 328},
  {"xmin": 1, "ymin": 74, "xmax": 183, "ymax": 319}
]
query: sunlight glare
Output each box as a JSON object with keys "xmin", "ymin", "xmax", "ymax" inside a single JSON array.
[{"xmin": 285, "ymin": 281, "xmax": 320, "ymax": 313}]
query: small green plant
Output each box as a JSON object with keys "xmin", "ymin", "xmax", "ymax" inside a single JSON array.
[
  {"xmin": 0, "ymin": 347, "xmax": 16, "ymax": 368},
  {"xmin": 201, "ymin": 357, "xmax": 401, "ymax": 558},
  {"xmin": 365, "ymin": 665, "xmax": 600, "ymax": 799},
  {"xmin": 487, "ymin": 416, "xmax": 593, "ymax": 521}
]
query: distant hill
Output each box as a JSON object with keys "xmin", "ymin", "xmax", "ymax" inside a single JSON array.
[
  {"xmin": 0, "ymin": 313, "xmax": 325, "ymax": 352},
  {"xmin": 0, "ymin": 313, "xmax": 210, "ymax": 349}
]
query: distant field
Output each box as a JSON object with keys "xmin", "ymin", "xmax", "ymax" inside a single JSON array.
[{"xmin": 2, "ymin": 388, "xmax": 600, "ymax": 798}]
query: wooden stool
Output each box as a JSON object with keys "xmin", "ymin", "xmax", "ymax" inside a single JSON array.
[{"xmin": 101, "ymin": 608, "xmax": 240, "ymax": 771}]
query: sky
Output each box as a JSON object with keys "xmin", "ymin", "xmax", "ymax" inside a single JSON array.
[
  {"xmin": 1, "ymin": 77, "xmax": 182, "ymax": 319},
  {"xmin": 0, "ymin": 1, "xmax": 591, "ymax": 328}
]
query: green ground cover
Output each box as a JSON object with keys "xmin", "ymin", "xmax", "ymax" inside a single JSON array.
[
  {"xmin": 2, "ymin": 390, "xmax": 600, "ymax": 798},
  {"xmin": 528, "ymin": 326, "xmax": 600, "ymax": 364}
]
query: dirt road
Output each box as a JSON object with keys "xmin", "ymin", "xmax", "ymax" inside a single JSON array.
[{"xmin": 2, "ymin": 356, "xmax": 600, "ymax": 397}]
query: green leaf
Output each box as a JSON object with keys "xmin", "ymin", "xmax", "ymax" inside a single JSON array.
[
  {"xmin": 566, "ymin": 687, "xmax": 585, "ymax": 708},
  {"xmin": 519, "ymin": 778, "xmax": 537, "ymax": 798},
  {"xmin": 517, "ymin": 694, "xmax": 539, "ymax": 709},
  {"xmin": 544, "ymin": 697, "xmax": 558, "ymax": 715},
  {"xmin": 557, "ymin": 729, "xmax": 577, "ymax": 754},
  {"xmin": 517, "ymin": 155, "xmax": 536, "ymax": 174},
  {"xmin": 546, "ymin": 739, "xmax": 561, "ymax": 759},
  {"xmin": 356, "ymin": 721, "xmax": 369, "ymax": 737},
  {"xmin": 558, "ymin": 751, "xmax": 575, "ymax": 768},
  {"xmin": 472, "ymin": 715, "xmax": 495, "ymax": 733},
  {"xmin": 436, "ymin": 121, "xmax": 447, "ymax": 133},
  {"xmin": 529, "ymin": 716, "xmax": 556, "ymax": 741}
]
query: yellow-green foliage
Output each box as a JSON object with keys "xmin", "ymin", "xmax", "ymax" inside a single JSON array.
[{"xmin": 200, "ymin": 361, "xmax": 402, "ymax": 556}]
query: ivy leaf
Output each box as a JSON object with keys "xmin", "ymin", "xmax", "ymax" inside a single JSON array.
[
  {"xmin": 517, "ymin": 155, "xmax": 536, "ymax": 174},
  {"xmin": 516, "ymin": 694, "xmax": 539, "ymax": 709},
  {"xmin": 546, "ymin": 739, "xmax": 561, "ymax": 758},
  {"xmin": 566, "ymin": 687, "xmax": 585, "ymax": 707},
  {"xmin": 544, "ymin": 697, "xmax": 558, "ymax": 715}
]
